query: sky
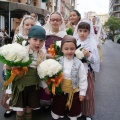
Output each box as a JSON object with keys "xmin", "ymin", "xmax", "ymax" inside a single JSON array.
[{"xmin": 76, "ymin": 0, "xmax": 109, "ymax": 18}]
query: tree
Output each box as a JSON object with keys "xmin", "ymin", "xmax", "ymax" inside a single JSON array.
[{"xmin": 104, "ymin": 16, "xmax": 120, "ymax": 41}]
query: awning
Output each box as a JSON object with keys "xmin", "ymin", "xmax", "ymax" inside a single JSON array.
[
  {"xmin": 0, "ymin": 1, "xmax": 50, "ymax": 35},
  {"xmin": 0, "ymin": 1, "xmax": 50, "ymax": 18}
]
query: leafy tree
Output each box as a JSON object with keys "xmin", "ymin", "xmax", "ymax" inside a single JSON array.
[{"xmin": 104, "ymin": 16, "xmax": 120, "ymax": 41}]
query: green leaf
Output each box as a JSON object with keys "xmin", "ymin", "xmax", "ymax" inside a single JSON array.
[{"xmin": 66, "ymin": 28, "xmax": 73, "ymax": 35}]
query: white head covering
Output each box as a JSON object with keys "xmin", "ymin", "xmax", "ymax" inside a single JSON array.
[
  {"xmin": 73, "ymin": 19, "xmax": 100, "ymax": 72},
  {"xmin": 43, "ymin": 12, "xmax": 67, "ymax": 38},
  {"xmin": 19, "ymin": 15, "xmax": 35, "ymax": 36},
  {"xmin": 13, "ymin": 15, "xmax": 35, "ymax": 43},
  {"xmin": 93, "ymin": 16, "xmax": 106, "ymax": 44}
]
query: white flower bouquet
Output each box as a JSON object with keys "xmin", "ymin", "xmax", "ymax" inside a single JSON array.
[
  {"xmin": 37, "ymin": 59, "xmax": 63, "ymax": 95},
  {"xmin": 75, "ymin": 47, "xmax": 93, "ymax": 64},
  {"xmin": 0, "ymin": 43, "xmax": 32, "ymax": 86},
  {"xmin": 75, "ymin": 47, "xmax": 84, "ymax": 59}
]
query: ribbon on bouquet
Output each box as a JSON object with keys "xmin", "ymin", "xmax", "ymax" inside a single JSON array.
[
  {"xmin": 47, "ymin": 44, "xmax": 56, "ymax": 57},
  {"xmin": 47, "ymin": 73, "xmax": 63, "ymax": 95},
  {"xmin": 4, "ymin": 67, "xmax": 28, "ymax": 86}
]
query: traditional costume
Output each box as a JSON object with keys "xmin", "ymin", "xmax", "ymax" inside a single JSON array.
[
  {"xmin": 51, "ymin": 56, "xmax": 87, "ymax": 120},
  {"xmin": 93, "ymin": 16, "xmax": 106, "ymax": 63},
  {"xmin": 43, "ymin": 12, "xmax": 67, "ymax": 50},
  {"xmin": 73, "ymin": 19, "xmax": 100, "ymax": 118}
]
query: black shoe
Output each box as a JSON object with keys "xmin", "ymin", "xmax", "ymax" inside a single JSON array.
[{"xmin": 4, "ymin": 111, "xmax": 14, "ymax": 118}]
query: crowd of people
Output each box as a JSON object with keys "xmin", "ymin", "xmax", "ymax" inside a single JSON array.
[{"xmin": 0, "ymin": 10, "xmax": 106, "ymax": 120}]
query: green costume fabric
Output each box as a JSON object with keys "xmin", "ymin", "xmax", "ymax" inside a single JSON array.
[{"xmin": 11, "ymin": 67, "xmax": 40, "ymax": 106}]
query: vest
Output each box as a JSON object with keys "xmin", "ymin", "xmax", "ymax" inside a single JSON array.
[{"xmin": 58, "ymin": 56, "xmax": 81, "ymax": 89}]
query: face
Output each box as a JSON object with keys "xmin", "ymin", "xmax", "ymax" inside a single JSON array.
[
  {"xmin": 62, "ymin": 42, "xmax": 76, "ymax": 59},
  {"xmin": 64, "ymin": 18, "xmax": 68, "ymax": 25},
  {"xmin": 22, "ymin": 18, "xmax": 35, "ymax": 35},
  {"xmin": 50, "ymin": 13, "xmax": 62, "ymax": 30},
  {"xmin": 28, "ymin": 38, "xmax": 44, "ymax": 52},
  {"xmin": 31, "ymin": 13, "xmax": 37, "ymax": 21},
  {"xmin": 77, "ymin": 29, "xmax": 90, "ymax": 41},
  {"xmin": 70, "ymin": 11, "xmax": 80, "ymax": 25}
]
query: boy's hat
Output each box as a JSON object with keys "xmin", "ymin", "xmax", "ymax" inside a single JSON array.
[{"xmin": 28, "ymin": 25, "xmax": 46, "ymax": 40}]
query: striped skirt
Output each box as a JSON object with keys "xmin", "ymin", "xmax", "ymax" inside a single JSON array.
[{"xmin": 81, "ymin": 70, "xmax": 94, "ymax": 117}]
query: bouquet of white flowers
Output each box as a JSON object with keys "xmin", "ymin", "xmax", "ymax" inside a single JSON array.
[
  {"xmin": 0, "ymin": 43, "xmax": 32, "ymax": 86},
  {"xmin": 75, "ymin": 47, "xmax": 93, "ymax": 64},
  {"xmin": 37, "ymin": 59, "xmax": 63, "ymax": 95}
]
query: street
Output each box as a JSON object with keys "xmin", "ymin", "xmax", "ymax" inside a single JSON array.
[{"xmin": 0, "ymin": 40, "xmax": 120, "ymax": 120}]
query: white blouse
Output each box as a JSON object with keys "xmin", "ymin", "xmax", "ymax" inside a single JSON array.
[{"xmin": 63, "ymin": 57, "xmax": 88, "ymax": 96}]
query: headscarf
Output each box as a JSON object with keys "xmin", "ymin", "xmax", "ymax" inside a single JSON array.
[
  {"xmin": 73, "ymin": 19, "xmax": 100, "ymax": 72},
  {"xmin": 93, "ymin": 16, "xmax": 106, "ymax": 45},
  {"xmin": 19, "ymin": 15, "xmax": 35, "ymax": 36},
  {"xmin": 13, "ymin": 15, "xmax": 35, "ymax": 43},
  {"xmin": 43, "ymin": 12, "xmax": 67, "ymax": 38}
]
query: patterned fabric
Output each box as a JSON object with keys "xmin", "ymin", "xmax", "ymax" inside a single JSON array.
[{"xmin": 58, "ymin": 56, "xmax": 81, "ymax": 89}]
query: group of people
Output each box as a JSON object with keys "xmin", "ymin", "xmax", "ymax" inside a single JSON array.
[
  {"xmin": 1, "ymin": 10, "xmax": 106, "ymax": 120},
  {"xmin": 0, "ymin": 29, "xmax": 13, "ymax": 46}
]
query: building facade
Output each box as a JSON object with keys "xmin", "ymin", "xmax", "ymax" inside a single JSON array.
[
  {"xmin": 85, "ymin": 11, "xmax": 109, "ymax": 25},
  {"xmin": 109, "ymin": 0, "xmax": 120, "ymax": 18},
  {"xmin": 0, "ymin": 0, "xmax": 49, "ymax": 33},
  {"xmin": 0, "ymin": 0, "xmax": 75, "ymax": 34}
]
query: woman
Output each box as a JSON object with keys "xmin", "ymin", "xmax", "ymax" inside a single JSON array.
[
  {"xmin": 92, "ymin": 16, "xmax": 106, "ymax": 63},
  {"xmin": 66, "ymin": 10, "xmax": 81, "ymax": 33}
]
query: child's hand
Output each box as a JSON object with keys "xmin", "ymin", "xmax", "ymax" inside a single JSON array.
[
  {"xmin": 46, "ymin": 54, "xmax": 53, "ymax": 59},
  {"xmin": 79, "ymin": 95, "xmax": 85, "ymax": 101},
  {"xmin": 5, "ymin": 65, "xmax": 12, "ymax": 70},
  {"xmin": 83, "ymin": 48, "xmax": 90, "ymax": 57},
  {"xmin": 44, "ymin": 87, "xmax": 50, "ymax": 95}
]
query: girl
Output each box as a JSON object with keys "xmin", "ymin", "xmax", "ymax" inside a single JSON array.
[
  {"xmin": 7, "ymin": 25, "xmax": 49, "ymax": 120},
  {"xmin": 43, "ymin": 12, "xmax": 67, "ymax": 50},
  {"xmin": 30, "ymin": 12, "xmax": 42, "ymax": 26},
  {"xmin": 74, "ymin": 19, "xmax": 100, "ymax": 120},
  {"xmin": 66, "ymin": 10, "xmax": 81, "ymax": 33},
  {"xmin": 51, "ymin": 35, "xmax": 88, "ymax": 120},
  {"xmin": 13, "ymin": 15, "xmax": 35, "ymax": 45}
]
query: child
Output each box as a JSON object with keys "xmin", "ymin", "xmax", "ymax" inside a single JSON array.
[
  {"xmin": 1, "ymin": 15, "xmax": 35, "ymax": 118},
  {"xmin": 13, "ymin": 15, "xmax": 35, "ymax": 45},
  {"xmin": 74, "ymin": 19, "xmax": 100, "ymax": 120},
  {"xmin": 30, "ymin": 12, "xmax": 42, "ymax": 26},
  {"xmin": 43, "ymin": 12, "xmax": 67, "ymax": 50},
  {"xmin": 51, "ymin": 35, "xmax": 88, "ymax": 120},
  {"xmin": 7, "ymin": 25, "xmax": 49, "ymax": 120}
]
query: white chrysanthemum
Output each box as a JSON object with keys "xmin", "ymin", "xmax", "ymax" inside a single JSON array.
[
  {"xmin": 56, "ymin": 41, "xmax": 61, "ymax": 47},
  {"xmin": 37, "ymin": 59, "xmax": 62, "ymax": 79},
  {"xmin": 75, "ymin": 48, "xmax": 84, "ymax": 59},
  {"xmin": 0, "ymin": 43, "xmax": 29, "ymax": 63}
]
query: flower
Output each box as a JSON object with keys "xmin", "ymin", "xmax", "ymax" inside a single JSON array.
[
  {"xmin": 37, "ymin": 59, "xmax": 63, "ymax": 94},
  {"xmin": 56, "ymin": 41, "xmax": 61, "ymax": 48},
  {"xmin": 75, "ymin": 48, "xmax": 84, "ymax": 59},
  {"xmin": 0, "ymin": 43, "xmax": 30, "ymax": 63},
  {"xmin": 37, "ymin": 59, "xmax": 62, "ymax": 79},
  {"xmin": 75, "ymin": 47, "xmax": 93, "ymax": 64},
  {"xmin": 0, "ymin": 43, "xmax": 32, "ymax": 87}
]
